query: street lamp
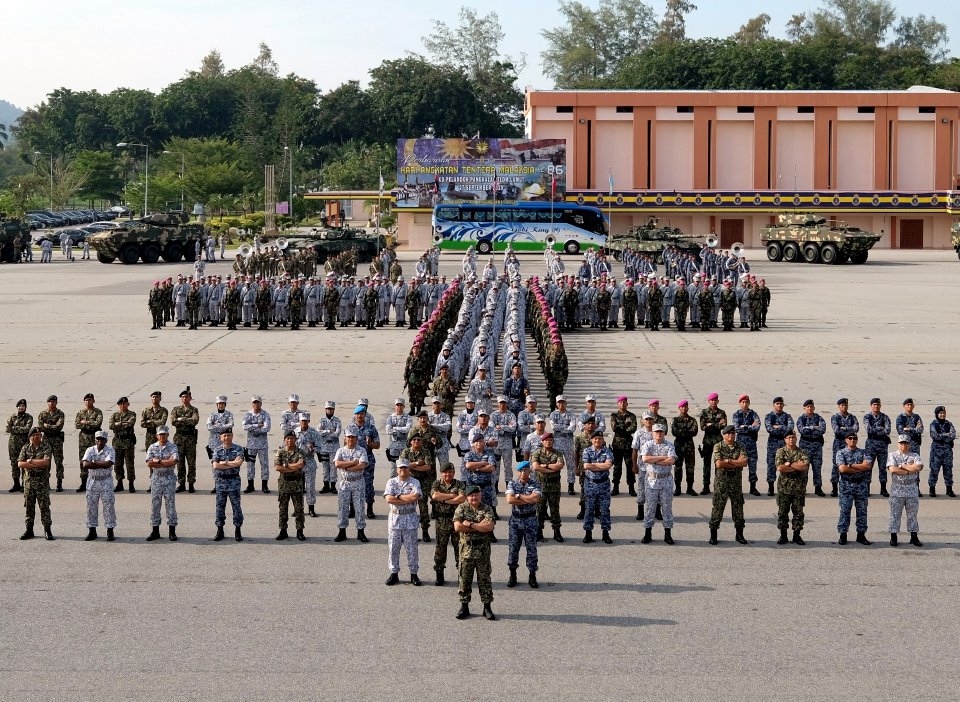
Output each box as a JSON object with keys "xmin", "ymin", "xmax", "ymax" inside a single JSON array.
[
  {"xmin": 117, "ymin": 142, "xmax": 149, "ymax": 216},
  {"xmin": 162, "ymin": 150, "xmax": 185, "ymax": 212},
  {"xmin": 284, "ymin": 145, "xmax": 293, "ymax": 226},
  {"xmin": 34, "ymin": 151, "xmax": 53, "ymax": 209}
]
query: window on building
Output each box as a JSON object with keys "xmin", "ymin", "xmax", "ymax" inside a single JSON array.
[
  {"xmin": 616, "ymin": 106, "xmax": 634, "ymax": 113},
  {"xmin": 858, "ymin": 106, "xmax": 875, "ymax": 114},
  {"xmin": 677, "ymin": 106, "xmax": 694, "ymax": 113},
  {"xmin": 556, "ymin": 106, "xmax": 574, "ymax": 113},
  {"xmin": 797, "ymin": 106, "xmax": 815, "ymax": 114},
  {"xmin": 918, "ymin": 106, "xmax": 936, "ymax": 114},
  {"xmin": 736, "ymin": 106, "xmax": 754, "ymax": 114}
]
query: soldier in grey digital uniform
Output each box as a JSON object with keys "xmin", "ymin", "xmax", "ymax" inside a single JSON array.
[
  {"xmin": 491, "ymin": 396, "xmax": 518, "ymax": 487},
  {"xmin": 145, "ymin": 426, "xmax": 179, "ymax": 542},
  {"xmin": 383, "ymin": 457, "xmax": 424, "ymax": 586},
  {"xmin": 639, "ymin": 425, "xmax": 677, "ymax": 545},
  {"xmin": 887, "ymin": 434, "xmax": 924, "ymax": 547},
  {"xmin": 279, "ymin": 394, "xmax": 303, "ymax": 437},
  {"xmin": 295, "ymin": 412, "xmax": 322, "ymax": 517},
  {"xmin": 385, "ymin": 398, "xmax": 413, "ymax": 478},
  {"xmin": 317, "ymin": 401, "xmax": 342, "ymax": 494},
  {"xmin": 242, "ymin": 396, "xmax": 272, "ymax": 494},
  {"xmin": 82, "ymin": 430, "xmax": 116, "ymax": 541},
  {"xmin": 428, "ymin": 397, "xmax": 452, "ymax": 470},
  {"xmin": 334, "ymin": 426, "xmax": 369, "ymax": 543},
  {"xmin": 206, "ymin": 395, "xmax": 234, "ymax": 493}
]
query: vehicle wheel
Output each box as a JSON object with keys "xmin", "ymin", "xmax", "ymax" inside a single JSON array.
[
  {"xmin": 140, "ymin": 244, "xmax": 161, "ymax": 264},
  {"xmin": 955, "ymin": 248, "xmax": 960, "ymax": 261},
  {"xmin": 119, "ymin": 244, "xmax": 140, "ymax": 265},
  {"xmin": 1, "ymin": 243, "xmax": 14, "ymax": 263},
  {"xmin": 96, "ymin": 252, "xmax": 116, "ymax": 264},
  {"xmin": 564, "ymin": 240, "xmax": 580, "ymax": 256},
  {"xmin": 613, "ymin": 250, "xmax": 622, "ymax": 262},
  {"xmin": 782, "ymin": 242, "xmax": 800, "ymax": 263},
  {"xmin": 850, "ymin": 250, "xmax": 869, "ymax": 264},
  {"xmin": 766, "ymin": 242, "xmax": 783, "ymax": 262},
  {"xmin": 653, "ymin": 250, "xmax": 664, "ymax": 264},
  {"xmin": 837, "ymin": 251, "xmax": 849, "ymax": 264},
  {"xmin": 183, "ymin": 245, "xmax": 197, "ymax": 263},
  {"xmin": 162, "ymin": 242, "xmax": 183, "ymax": 262},
  {"xmin": 820, "ymin": 243, "xmax": 838, "ymax": 265},
  {"xmin": 477, "ymin": 240, "xmax": 492, "ymax": 255},
  {"xmin": 802, "ymin": 243, "xmax": 820, "ymax": 263}
]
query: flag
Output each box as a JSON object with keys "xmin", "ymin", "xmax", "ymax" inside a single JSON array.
[
  {"xmin": 608, "ymin": 167, "xmax": 614, "ymax": 196},
  {"xmin": 433, "ymin": 172, "xmax": 439, "ymax": 194},
  {"xmin": 378, "ymin": 169, "xmax": 384, "ymax": 197}
]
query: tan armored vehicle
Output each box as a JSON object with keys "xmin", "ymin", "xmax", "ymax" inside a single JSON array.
[
  {"xmin": 604, "ymin": 218, "xmax": 705, "ymax": 263},
  {"xmin": 88, "ymin": 212, "xmax": 206, "ymax": 264},
  {"xmin": 761, "ymin": 213, "xmax": 880, "ymax": 265}
]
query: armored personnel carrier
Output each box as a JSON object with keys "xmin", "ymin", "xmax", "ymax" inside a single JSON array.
[
  {"xmin": 0, "ymin": 214, "xmax": 31, "ymax": 263},
  {"xmin": 88, "ymin": 212, "xmax": 206, "ymax": 264},
  {"xmin": 604, "ymin": 218, "xmax": 705, "ymax": 263},
  {"xmin": 284, "ymin": 226, "xmax": 387, "ymax": 265},
  {"xmin": 761, "ymin": 213, "xmax": 880, "ymax": 264},
  {"xmin": 951, "ymin": 221, "xmax": 960, "ymax": 260}
]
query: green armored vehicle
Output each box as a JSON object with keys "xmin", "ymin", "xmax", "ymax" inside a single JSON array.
[
  {"xmin": 604, "ymin": 217, "xmax": 705, "ymax": 263},
  {"xmin": 88, "ymin": 212, "xmax": 206, "ymax": 264},
  {"xmin": 284, "ymin": 226, "xmax": 387, "ymax": 264},
  {"xmin": 1, "ymin": 214, "xmax": 31, "ymax": 263},
  {"xmin": 761, "ymin": 213, "xmax": 880, "ymax": 265},
  {"xmin": 951, "ymin": 221, "xmax": 960, "ymax": 260}
]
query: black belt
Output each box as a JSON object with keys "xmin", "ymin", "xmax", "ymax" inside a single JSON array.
[
  {"xmin": 587, "ymin": 476, "xmax": 609, "ymax": 484},
  {"xmin": 933, "ymin": 440, "xmax": 954, "ymax": 445},
  {"xmin": 216, "ymin": 472, "xmax": 241, "ymax": 480},
  {"xmin": 512, "ymin": 510, "xmax": 536, "ymax": 518}
]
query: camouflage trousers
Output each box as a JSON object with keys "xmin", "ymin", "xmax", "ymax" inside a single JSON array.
[
  {"xmin": 536, "ymin": 474, "xmax": 562, "ymax": 530},
  {"xmin": 388, "ymin": 525, "xmax": 419, "ymax": 574},
  {"xmin": 434, "ymin": 516, "xmax": 459, "ymax": 570},
  {"xmin": 114, "ymin": 442, "xmax": 135, "ymax": 482},
  {"xmin": 674, "ymin": 442, "xmax": 696, "ymax": 488},
  {"xmin": 47, "ymin": 439, "xmax": 65, "ymax": 482},
  {"xmin": 709, "ymin": 469, "xmax": 745, "ymax": 530},
  {"xmin": 838, "ymin": 479, "xmax": 868, "ymax": 534},
  {"xmin": 766, "ymin": 439, "xmax": 784, "ymax": 484},
  {"xmin": 337, "ymin": 476, "xmax": 366, "ymax": 530},
  {"xmin": 799, "ymin": 440, "xmax": 824, "ymax": 488},
  {"xmin": 622, "ymin": 304, "xmax": 636, "ymax": 329},
  {"xmin": 740, "ymin": 437, "xmax": 759, "ymax": 484},
  {"xmin": 865, "ymin": 442, "xmax": 888, "ymax": 484},
  {"xmin": 279, "ymin": 477, "xmax": 305, "ymax": 531},
  {"xmin": 85, "ymin": 471, "xmax": 116, "ymax": 528},
  {"xmin": 928, "ymin": 444, "xmax": 954, "ymax": 487},
  {"xmin": 411, "ymin": 469, "xmax": 435, "ymax": 530},
  {"xmin": 776, "ymin": 475, "xmax": 806, "ymax": 532},
  {"xmin": 612, "ymin": 447, "xmax": 633, "ymax": 488},
  {"xmin": 8, "ymin": 437, "xmax": 26, "ymax": 481},
  {"xmin": 889, "ymin": 495, "xmax": 919, "ymax": 533},
  {"xmin": 215, "ymin": 479, "xmax": 243, "ymax": 527},
  {"xmin": 494, "ymin": 449, "xmax": 514, "ymax": 485},
  {"xmin": 507, "ymin": 514, "xmax": 538, "ymax": 572},
  {"xmin": 150, "ymin": 469, "xmax": 178, "ymax": 526},
  {"xmin": 458, "ymin": 542, "xmax": 493, "ymax": 604},
  {"xmin": 363, "ymin": 462, "xmax": 377, "ymax": 505},
  {"xmin": 175, "ymin": 436, "xmax": 197, "ymax": 484},
  {"xmin": 24, "ymin": 476, "xmax": 52, "ymax": 529},
  {"xmin": 319, "ymin": 453, "xmax": 336, "ymax": 483},
  {"xmin": 583, "ymin": 479, "xmax": 611, "ymax": 532},
  {"xmin": 675, "ymin": 303, "xmax": 689, "ymax": 329},
  {"xmin": 721, "ymin": 307, "xmax": 735, "ymax": 330},
  {"xmin": 644, "ymin": 483, "xmax": 674, "ymax": 528}
]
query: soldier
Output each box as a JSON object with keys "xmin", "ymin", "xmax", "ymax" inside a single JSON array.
[
  {"xmin": 609, "ymin": 395, "xmax": 638, "ymax": 497},
  {"xmin": 295, "ymin": 412, "xmax": 322, "ymax": 518},
  {"xmin": 887, "ymin": 434, "xmax": 924, "ymax": 547},
  {"xmin": 622, "ymin": 279, "xmax": 638, "ymax": 330},
  {"xmin": 863, "ymin": 398, "xmax": 892, "ymax": 497},
  {"xmin": 674, "ymin": 280, "xmax": 690, "ymax": 331},
  {"xmin": 333, "ymin": 426, "xmax": 369, "ymax": 543},
  {"xmin": 279, "ymin": 394, "xmax": 303, "ymax": 437},
  {"xmin": 224, "ymin": 279, "xmax": 241, "ymax": 330},
  {"xmin": 708, "ymin": 426, "xmax": 748, "ymax": 545},
  {"xmin": 431, "ymin": 462, "xmax": 465, "ymax": 586},
  {"xmin": 505, "ymin": 460, "xmax": 541, "ymax": 589},
  {"xmin": 719, "ymin": 280, "xmax": 737, "ymax": 331},
  {"xmin": 385, "ymin": 399, "xmax": 413, "ymax": 477},
  {"xmin": 255, "ymin": 280, "xmax": 272, "ymax": 330},
  {"xmin": 830, "ymin": 398, "xmax": 860, "ymax": 497},
  {"xmin": 242, "ymin": 396, "xmax": 272, "ymax": 493},
  {"xmin": 548, "ymin": 395, "xmax": 577, "ymax": 495},
  {"xmin": 384, "ymin": 457, "xmax": 423, "ymax": 585},
  {"xmin": 647, "ymin": 279, "xmax": 663, "ymax": 330},
  {"xmin": 36, "ymin": 395, "xmax": 66, "ymax": 492},
  {"xmin": 764, "ymin": 397, "xmax": 794, "ymax": 496},
  {"xmin": 275, "ymin": 431, "xmax": 307, "ymax": 541},
  {"xmin": 796, "ymin": 399, "xmax": 827, "ymax": 497},
  {"xmin": 573, "ymin": 417, "xmax": 596, "ymax": 518},
  {"xmin": 927, "ymin": 405, "xmax": 956, "ymax": 497},
  {"xmin": 211, "ymin": 427, "xmax": 245, "ymax": 541},
  {"xmin": 6, "ymin": 399, "xmax": 32, "ymax": 493},
  {"xmin": 187, "ymin": 280, "xmax": 202, "ymax": 329},
  {"xmin": 462, "ymin": 429, "xmax": 497, "ymax": 515},
  {"xmin": 400, "ymin": 431, "xmax": 435, "ymax": 541},
  {"xmin": 170, "ymin": 388, "xmax": 200, "ymax": 493},
  {"xmin": 531, "ymin": 433, "xmax": 564, "ymax": 543},
  {"xmin": 74, "ymin": 393, "xmax": 103, "ymax": 493},
  {"xmin": 836, "ymin": 432, "xmax": 872, "ymax": 545},
  {"xmin": 145, "ymin": 426, "xmax": 179, "ymax": 542},
  {"xmin": 18, "ymin": 427, "xmax": 54, "ymax": 540},
  {"xmin": 581, "ymin": 430, "xmax": 613, "ymax": 544},
  {"xmin": 697, "ymin": 281, "xmax": 713, "ymax": 331},
  {"xmin": 427, "ymin": 397, "xmax": 452, "ymax": 471},
  {"xmin": 774, "ymin": 431, "xmax": 810, "ymax": 545},
  {"xmin": 639, "ymin": 424, "xmax": 677, "ymax": 544},
  {"xmin": 453, "ymin": 485, "xmax": 497, "ymax": 620},
  {"xmin": 730, "ymin": 395, "xmax": 762, "ymax": 495},
  {"xmin": 139, "ymin": 391, "xmax": 168, "ymax": 459},
  {"xmin": 350, "ymin": 406, "xmax": 381, "ymax": 519},
  {"xmin": 698, "ymin": 393, "xmax": 726, "ymax": 495},
  {"xmin": 896, "ymin": 398, "xmax": 924, "ymax": 456},
  {"xmin": 491, "ymin": 396, "xmax": 517, "ymax": 489},
  {"xmin": 317, "ymin": 401, "xmax": 342, "ymax": 494},
  {"xmin": 205, "ymin": 396, "xmax": 234, "ymax": 493},
  {"xmin": 669, "ymin": 401, "xmax": 698, "ymax": 496},
  {"xmin": 81, "ymin": 429, "xmax": 117, "ymax": 541},
  {"xmin": 109, "ymin": 397, "xmax": 138, "ymax": 493},
  {"xmin": 288, "ymin": 277, "xmax": 304, "ymax": 330}
]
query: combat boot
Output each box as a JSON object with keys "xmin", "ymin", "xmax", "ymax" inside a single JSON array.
[
  {"xmin": 814, "ymin": 486, "xmax": 826, "ymax": 497},
  {"xmin": 168, "ymin": 526, "xmax": 178, "ymax": 542},
  {"xmin": 128, "ymin": 481, "xmax": 136, "ymax": 493},
  {"xmin": 553, "ymin": 528, "xmax": 564, "ymax": 543},
  {"xmin": 422, "ymin": 526, "xmax": 431, "ymax": 543},
  {"xmin": 435, "ymin": 568, "xmax": 445, "ymax": 586},
  {"xmin": 568, "ymin": 483, "xmax": 576, "ymax": 496},
  {"xmin": 641, "ymin": 527, "xmax": 652, "ymax": 544},
  {"xmin": 735, "ymin": 529, "xmax": 747, "ymax": 544},
  {"xmin": 319, "ymin": 481, "xmax": 330, "ymax": 494},
  {"xmin": 75, "ymin": 479, "xmax": 85, "ymax": 493},
  {"xmin": 767, "ymin": 482, "xmax": 775, "ymax": 496},
  {"xmin": 879, "ymin": 484, "xmax": 889, "ymax": 498},
  {"xmin": 537, "ymin": 527, "xmax": 547, "ymax": 543},
  {"xmin": 8, "ymin": 478, "xmax": 21, "ymax": 493},
  {"xmin": 308, "ymin": 505, "xmax": 318, "ymax": 518},
  {"xmin": 146, "ymin": 526, "xmax": 161, "ymax": 541},
  {"xmin": 115, "ymin": 479, "xmax": 124, "ymax": 492},
  {"xmin": 792, "ymin": 531, "xmax": 805, "ymax": 545},
  {"xmin": 910, "ymin": 532, "xmax": 923, "ymax": 547},
  {"xmin": 582, "ymin": 530, "xmax": 594, "ymax": 543},
  {"xmin": 636, "ymin": 504, "xmax": 643, "ymax": 521},
  {"xmin": 700, "ymin": 484, "xmax": 711, "ymax": 496},
  {"xmin": 296, "ymin": 529, "xmax": 306, "ymax": 541},
  {"xmin": 628, "ymin": 484, "xmax": 637, "ymax": 497},
  {"xmin": 244, "ymin": 480, "xmax": 255, "ymax": 493},
  {"xmin": 777, "ymin": 528, "xmax": 788, "ymax": 545},
  {"xmin": 576, "ymin": 507, "xmax": 584, "ymax": 519},
  {"xmin": 213, "ymin": 527, "xmax": 225, "ymax": 541},
  {"xmin": 855, "ymin": 532, "xmax": 872, "ymax": 545},
  {"xmin": 44, "ymin": 527, "xmax": 54, "ymax": 541},
  {"xmin": 528, "ymin": 572, "xmax": 539, "ymax": 589},
  {"xmin": 262, "ymin": 480, "xmax": 270, "ymax": 494},
  {"xmin": 85, "ymin": 527, "xmax": 97, "ymax": 541},
  {"xmin": 210, "ymin": 487, "xmax": 216, "ymax": 494},
  {"xmin": 664, "ymin": 528, "xmax": 674, "ymax": 545},
  {"xmin": 235, "ymin": 527, "xmax": 243, "ymax": 542},
  {"xmin": 366, "ymin": 504, "xmax": 376, "ymax": 519},
  {"xmin": 56, "ymin": 479, "xmax": 62, "ymax": 492},
  {"xmin": 188, "ymin": 483, "xmax": 195, "ymax": 493},
  {"xmin": 948, "ymin": 487, "xmax": 957, "ymax": 497},
  {"xmin": 508, "ymin": 568, "xmax": 518, "ymax": 587},
  {"xmin": 830, "ymin": 483, "xmax": 838, "ymax": 497},
  {"xmin": 890, "ymin": 533, "xmax": 898, "ymax": 547},
  {"xmin": 107, "ymin": 528, "xmax": 115, "ymax": 541},
  {"xmin": 611, "ymin": 483, "xmax": 620, "ymax": 496},
  {"xmin": 334, "ymin": 528, "xmax": 347, "ymax": 542},
  {"xmin": 19, "ymin": 527, "xmax": 35, "ymax": 540},
  {"xmin": 601, "ymin": 530, "xmax": 612, "ymax": 544},
  {"xmin": 455, "ymin": 603, "xmax": 471, "ymax": 620},
  {"xmin": 929, "ymin": 486, "xmax": 936, "ymax": 497},
  {"xmin": 357, "ymin": 529, "xmax": 369, "ymax": 543},
  {"xmin": 176, "ymin": 481, "xmax": 186, "ymax": 493},
  {"xmin": 838, "ymin": 532, "xmax": 848, "ymax": 545},
  {"xmin": 482, "ymin": 604, "xmax": 496, "ymax": 621},
  {"xmin": 410, "ymin": 574, "xmax": 422, "ymax": 586},
  {"xmin": 276, "ymin": 529, "xmax": 289, "ymax": 541},
  {"xmin": 686, "ymin": 483, "xmax": 697, "ymax": 496},
  {"xmin": 749, "ymin": 482, "xmax": 761, "ymax": 496}
]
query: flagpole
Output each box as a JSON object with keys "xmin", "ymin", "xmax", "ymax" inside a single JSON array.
[
  {"xmin": 492, "ymin": 171, "xmax": 497, "ymax": 251},
  {"xmin": 608, "ymin": 166, "xmax": 614, "ymax": 244}
]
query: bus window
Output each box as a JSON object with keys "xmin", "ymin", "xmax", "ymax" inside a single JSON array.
[{"xmin": 436, "ymin": 207, "xmax": 459, "ymax": 222}]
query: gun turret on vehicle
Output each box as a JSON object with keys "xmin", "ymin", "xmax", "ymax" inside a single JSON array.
[
  {"xmin": 283, "ymin": 225, "xmax": 387, "ymax": 265},
  {"xmin": 761, "ymin": 213, "xmax": 880, "ymax": 265},
  {"xmin": 604, "ymin": 217, "xmax": 705, "ymax": 263}
]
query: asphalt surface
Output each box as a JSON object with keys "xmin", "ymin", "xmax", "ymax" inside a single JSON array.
[{"xmin": 1, "ymin": 247, "xmax": 959, "ymax": 701}]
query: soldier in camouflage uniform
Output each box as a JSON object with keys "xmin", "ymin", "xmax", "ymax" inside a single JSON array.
[
  {"xmin": 774, "ymin": 431, "xmax": 810, "ymax": 545},
  {"xmin": 74, "ymin": 393, "xmax": 103, "ymax": 492},
  {"xmin": 224, "ymin": 280, "xmax": 242, "ymax": 330},
  {"xmin": 323, "ymin": 277, "xmax": 340, "ymax": 330},
  {"xmin": 288, "ymin": 278, "xmax": 304, "ymax": 330},
  {"xmin": 671, "ymin": 400, "xmax": 698, "ymax": 495},
  {"xmin": 609, "ymin": 396, "xmax": 638, "ymax": 497},
  {"xmin": 454, "ymin": 485, "xmax": 497, "ymax": 620},
  {"xmin": 82, "ymin": 430, "xmax": 116, "ymax": 541},
  {"xmin": 647, "ymin": 280, "xmax": 663, "ymax": 331},
  {"xmin": 275, "ymin": 431, "xmax": 307, "ymax": 541},
  {"xmin": 36, "ymin": 395, "xmax": 66, "ymax": 492},
  {"xmin": 748, "ymin": 282, "xmax": 762, "ymax": 331},
  {"xmin": 673, "ymin": 280, "xmax": 690, "ymax": 331},
  {"xmin": 835, "ymin": 433, "xmax": 873, "ymax": 545},
  {"xmin": 148, "ymin": 281, "xmax": 164, "ymax": 329},
  {"xmin": 927, "ymin": 405, "xmax": 956, "ymax": 497},
  {"xmin": 595, "ymin": 283, "xmax": 611, "ymax": 331},
  {"xmin": 887, "ymin": 435, "xmax": 924, "ymax": 547},
  {"xmin": 531, "ymin": 433, "xmax": 564, "ymax": 542},
  {"xmin": 256, "ymin": 280, "xmax": 272, "ymax": 330},
  {"xmin": 574, "ymin": 417, "xmax": 596, "ymax": 519},
  {"xmin": 18, "ymin": 428, "xmax": 54, "ymax": 540},
  {"xmin": 506, "ymin": 460, "xmax": 541, "ymax": 589},
  {"xmin": 139, "ymin": 391, "xmax": 168, "ymax": 457},
  {"xmin": 170, "ymin": 388, "xmax": 200, "ymax": 492},
  {"xmin": 211, "ymin": 428, "xmax": 245, "ymax": 542},
  {"xmin": 5, "ymin": 399, "xmax": 32, "ymax": 492},
  {"xmin": 400, "ymin": 431, "xmax": 435, "ymax": 541},
  {"xmin": 698, "ymin": 393, "xmax": 726, "ymax": 494},
  {"xmin": 581, "ymin": 431, "xmax": 614, "ymax": 544},
  {"xmin": 109, "ymin": 397, "xmax": 138, "ymax": 492},
  {"xmin": 187, "ymin": 281, "xmax": 202, "ymax": 329},
  {"xmin": 708, "ymin": 426, "xmax": 748, "ymax": 545},
  {"xmin": 719, "ymin": 281, "xmax": 737, "ymax": 331},
  {"xmin": 430, "ymin": 463, "xmax": 465, "ymax": 586},
  {"xmin": 697, "ymin": 283, "xmax": 713, "ymax": 331},
  {"xmin": 622, "ymin": 280, "xmax": 638, "ymax": 330}
]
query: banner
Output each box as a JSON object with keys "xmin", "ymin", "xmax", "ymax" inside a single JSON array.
[
  {"xmin": 395, "ymin": 137, "xmax": 566, "ymax": 209},
  {"xmin": 276, "ymin": 201, "xmax": 289, "ymax": 215}
]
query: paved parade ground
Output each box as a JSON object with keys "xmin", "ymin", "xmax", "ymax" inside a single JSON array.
[{"xmin": 2, "ymin": 247, "xmax": 960, "ymax": 700}]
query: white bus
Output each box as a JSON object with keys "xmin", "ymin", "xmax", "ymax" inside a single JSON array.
[{"xmin": 431, "ymin": 202, "xmax": 608, "ymax": 255}]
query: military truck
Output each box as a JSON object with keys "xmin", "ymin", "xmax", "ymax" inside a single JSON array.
[
  {"xmin": 1, "ymin": 214, "xmax": 31, "ymax": 263},
  {"xmin": 761, "ymin": 213, "xmax": 881, "ymax": 265},
  {"xmin": 951, "ymin": 221, "xmax": 960, "ymax": 260},
  {"xmin": 88, "ymin": 212, "xmax": 206, "ymax": 264},
  {"xmin": 284, "ymin": 226, "xmax": 387, "ymax": 265},
  {"xmin": 604, "ymin": 218, "xmax": 705, "ymax": 263}
]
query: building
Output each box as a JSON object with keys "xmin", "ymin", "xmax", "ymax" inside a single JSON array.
[{"xmin": 525, "ymin": 87, "xmax": 960, "ymax": 249}]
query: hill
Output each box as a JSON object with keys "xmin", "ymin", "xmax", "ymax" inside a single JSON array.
[{"xmin": 0, "ymin": 99, "xmax": 24, "ymax": 134}]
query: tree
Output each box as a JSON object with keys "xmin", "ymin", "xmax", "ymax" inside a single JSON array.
[
  {"xmin": 319, "ymin": 141, "xmax": 394, "ymax": 191},
  {"xmin": 251, "ymin": 42, "xmax": 278, "ymax": 76},
  {"xmin": 893, "ymin": 14, "xmax": 948, "ymax": 61},
  {"xmin": 542, "ymin": 0, "xmax": 658, "ymax": 87},
  {"xmin": 785, "ymin": 14, "xmax": 809, "ymax": 41},
  {"xmin": 808, "ymin": 0, "xmax": 896, "ymax": 46},
  {"xmin": 658, "ymin": 0, "xmax": 697, "ymax": 42},
  {"xmin": 313, "ymin": 81, "xmax": 376, "ymax": 146},
  {"xmin": 72, "ymin": 150, "xmax": 124, "ymax": 204},
  {"xmin": 734, "ymin": 14, "xmax": 771, "ymax": 43},
  {"xmin": 199, "ymin": 49, "xmax": 225, "ymax": 77}
]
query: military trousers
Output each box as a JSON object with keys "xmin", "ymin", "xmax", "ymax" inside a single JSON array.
[
  {"xmin": 701, "ymin": 436, "xmax": 720, "ymax": 487},
  {"xmin": 336, "ymin": 476, "xmax": 366, "ymax": 530},
  {"xmin": 507, "ymin": 514, "xmax": 538, "ymax": 572},
  {"xmin": 837, "ymin": 479, "xmax": 869, "ymax": 534},
  {"xmin": 85, "ymin": 472, "xmax": 116, "ymax": 529},
  {"xmin": 246, "ymin": 447, "xmax": 270, "ymax": 481},
  {"xmin": 77, "ymin": 434, "xmax": 95, "ymax": 470},
  {"xmin": 319, "ymin": 453, "xmax": 336, "ymax": 483},
  {"xmin": 279, "ymin": 477, "xmax": 305, "ymax": 531},
  {"xmin": 799, "ymin": 440, "xmax": 824, "ymax": 488},
  {"xmin": 150, "ymin": 469, "xmax": 178, "ymax": 527},
  {"xmin": 215, "ymin": 478, "xmax": 243, "ymax": 527},
  {"xmin": 830, "ymin": 438, "xmax": 845, "ymax": 485},
  {"xmin": 434, "ymin": 516, "xmax": 459, "ymax": 570},
  {"xmin": 303, "ymin": 460, "xmax": 318, "ymax": 507},
  {"xmin": 612, "ymin": 447, "xmax": 633, "ymax": 488},
  {"xmin": 24, "ymin": 476, "xmax": 52, "ymax": 529},
  {"xmin": 739, "ymin": 437, "xmax": 759, "ymax": 484},
  {"xmin": 458, "ymin": 544, "xmax": 493, "ymax": 604},
  {"xmin": 776, "ymin": 475, "xmax": 806, "ymax": 532},
  {"xmin": 583, "ymin": 479, "xmax": 611, "ymax": 532},
  {"xmin": 928, "ymin": 444, "xmax": 954, "ymax": 487},
  {"xmin": 8, "ymin": 438, "xmax": 26, "ymax": 481},
  {"xmin": 114, "ymin": 443, "xmax": 135, "ymax": 482},
  {"xmin": 766, "ymin": 439, "xmax": 785, "ymax": 484},
  {"xmin": 363, "ymin": 462, "xmax": 377, "ymax": 505},
  {"xmin": 674, "ymin": 442, "xmax": 696, "ymax": 488},
  {"xmin": 709, "ymin": 469, "xmax": 745, "ymax": 530},
  {"xmin": 889, "ymin": 495, "xmax": 919, "ymax": 534},
  {"xmin": 495, "ymin": 449, "xmax": 514, "ymax": 485},
  {"xmin": 388, "ymin": 525, "xmax": 419, "ymax": 574},
  {"xmin": 644, "ymin": 482, "xmax": 674, "ymax": 528},
  {"xmin": 865, "ymin": 442, "xmax": 888, "ymax": 484},
  {"xmin": 47, "ymin": 439, "xmax": 65, "ymax": 482},
  {"xmin": 175, "ymin": 437, "xmax": 197, "ymax": 484},
  {"xmin": 411, "ymin": 469, "xmax": 436, "ymax": 530},
  {"xmin": 536, "ymin": 474, "xmax": 562, "ymax": 530}
]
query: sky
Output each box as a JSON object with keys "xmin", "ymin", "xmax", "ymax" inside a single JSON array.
[{"xmin": 4, "ymin": 0, "xmax": 960, "ymax": 110}]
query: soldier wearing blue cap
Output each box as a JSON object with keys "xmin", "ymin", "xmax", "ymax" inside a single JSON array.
[
  {"xmin": 505, "ymin": 460, "xmax": 541, "ymax": 589},
  {"xmin": 863, "ymin": 398, "xmax": 891, "ymax": 497},
  {"xmin": 764, "ymin": 397, "xmax": 794, "ymax": 496},
  {"xmin": 796, "ymin": 400, "xmax": 827, "ymax": 497},
  {"xmin": 211, "ymin": 427, "xmax": 245, "ymax": 542},
  {"xmin": 895, "ymin": 398, "xmax": 924, "ymax": 456},
  {"xmin": 349, "ymin": 405, "xmax": 381, "ymax": 519},
  {"xmin": 927, "ymin": 405, "xmax": 956, "ymax": 497}
]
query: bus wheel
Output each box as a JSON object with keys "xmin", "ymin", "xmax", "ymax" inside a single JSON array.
[
  {"xmin": 477, "ymin": 240, "xmax": 492, "ymax": 255},
  {"xmin": 563, "ymin": 240, "xmax": 580, "ymax": 255}
]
